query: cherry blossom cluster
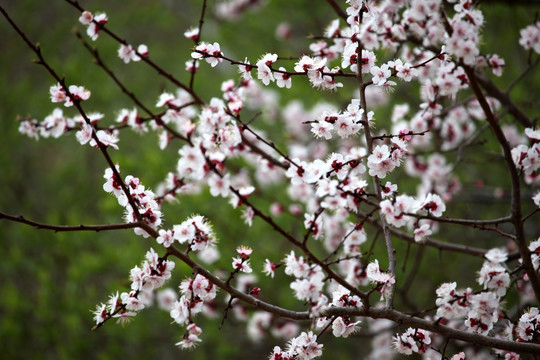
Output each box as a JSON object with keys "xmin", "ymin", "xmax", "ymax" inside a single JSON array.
[
  {"xmin": 50, "ymin": 82, "xmax": 91, "ymax": 107},
  {"xmin": 102, "ymin": 167, "xmax": 161, "ymax": 236},
  {"xmin": 367, "ymin": 140, "xmax": 407, "ymax": 178},
  {"xmin": 434, "ymin": 259, "xmax": 507, "ymax": 337},
  {"xmin": 168, "ymin": 274, "xmax": 217, "ymax": 348},
  {"xmin": 519, "ymin": 21, "xmax": 540, "ymax": 54},
  {"xmin": 515, "ymin": 307, "xmax": 540, "ymax": 343},
  {"xmin": 158, "ymin": 215, "xmax": 218, "ymax": 259},
  {"xmin": 92, "ymin": 248, "xmax": 175, "ymax": 326},
  {"xmin": 76, "ymin": 122, "xmax": 119, "ymax": 149},
  {"xmin": 366, "ymin": 259, "xmax": 395, "ymax": 299},
  {"xmin": 379, "ymin": 192, "xmax": 446, "ymax": 231},
  {"xmin": 191, "ymin": 42, "xmax": 223, "ymax": 67},
  {"xmin": 512, "ymin": 128, "xmax": 540, "ymax": 184},
  {"xmin": 310, "ymin": 99, "xmax": 367, "ymax": 140},
  {"xmin": 444, "ymin": 1, "xmax": 484, "ymax": 65},
  {"xmin": 232, "ymin": 245, "xmax": 253, "ymax": 273},
  {"xmin": 529, "ymin": 238, "xmax": 540, "ymax": 271},
  {"xmin": 316, "ymin": 288, "xmax": 362, "ymax": 338},
  {"xmin": 18, "ymin": 83, "xmax": 124, "ymax": 150},
  {"xmin": 477, "ymin": 248, "xmax": 510, "ymax": 297},
  {"xmin": 283, "ymin": 251, "xmax": 325, "ymax": 303},
  {"xmin": 19, "ymin": 108, "xmax": 76, "ymax": 140},
  {"xmin": 268, "ymin": 331, "xmax": 323, "ymax": 360},
  {"xmin": 18, "ymin": 107, "xmax": 119, "ymax": 150},
  {"xmin": 117, "ymin": 43, "xmax": 148, "ymax": 64},
  {"xmin": 393, "ymin": 327, "xmax": 432, "ymax": 355},
  {"xmin": 78, "ymin": 10, "xmax": 108, "ymax": 41},
  {"xmin": 293, "ymin": 56, "xmax": 343, "ymax": 91}
]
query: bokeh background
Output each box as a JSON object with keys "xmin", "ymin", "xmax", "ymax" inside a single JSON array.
[{"xmin": 1, "ymin": 0, "xmax": 539, "ymax": 359}]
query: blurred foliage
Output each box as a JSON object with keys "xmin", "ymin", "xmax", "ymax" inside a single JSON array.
[{"xmin": 1, "ymin": 0, "xmax": 540, "ymax": 359}]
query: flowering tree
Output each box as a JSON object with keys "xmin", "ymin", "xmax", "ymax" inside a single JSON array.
[{"xmin": 2, "ymin": 0, "xmax": 540, "ymax": 358}]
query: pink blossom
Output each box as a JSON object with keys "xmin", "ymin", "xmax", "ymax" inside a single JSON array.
[
  {"xmin": 232, "ymin": 256, "xmax": 252, "ymax": 273},
  {"xmin": 263, "ymin": 259, "xmax": 277, "ymax": 278},
  {"xmin": 156, "ymin": 229, "xmax": 175, "ymax": 247},
  {"xmin": 184, "ymin": 27, "xmax": 200, "ymax": 41},
  {"xmin": 76, "ymin": 122, "xmax": 94, "ymax": 145},
  {"xmin": 488, "ymin": 54, "xmax": 505, "ymax": 77},
  {"xmin": 191, "ymin": 42, "xmax": 223, "ymax": 67},
  {"xmin": 86, "ymin": 13, "xmax": 108, "ymax": 41},
  {"xmin": 79, "ymin": 11, "xmax": 93, "ymax": 25},
  {"xmin": 519, "ymin": 22, "xmax": 540, "ymax": 54},
  {"xmin": 117, "ymin": 44, "xmax": 141, "ymax": 64},
  {"xmin": 413, "ymin": 223, "xmax": 432, "ymax": 243},
  {"xmin": 276, "ymin": 67, "xmax": 292, "ymax": 88},
  {"xmin": 393, "ymin": 328, "xmax": 431, "ymax": 355}
]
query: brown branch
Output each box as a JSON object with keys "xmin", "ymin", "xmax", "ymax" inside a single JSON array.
[
  {"xmin": 359, "ymin": 211, "xmax": 489, "ymax": 258},
  {"xmin": 463, "ymin": 64, "xmax": 540, "ymax": 301},
  {"xmin": 405, "ymin": 213, "xmax": 513, "ymax": 228},
  {"xmin": 322, "ymin": 307, "xmax": 540, "ymax": 355},
  {"xmin": 0, "ymin": 211, "xmax": 141, "ymax": 232}
]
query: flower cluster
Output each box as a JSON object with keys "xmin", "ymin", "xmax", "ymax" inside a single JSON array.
[
  {"xmin": 167, "ymin": 274, "xmax": 218, "ymax": 348},
  {"xmin": 78, "ymin": 10, "xmax": 108, "ymax": 41},
  {"xmin": 515, "ymin": 307, "xmax": 540, "ymax": 343},
  {"xmin": 284, "ymin": 251, "xmax": 325, "ymax": 303},
  {"xmin": 393, "ymin": 328, "xmax": 432, "ymax": 355},
  {"xmin": 294, "ymin": 55, "xmax": 343, "ymax": 90},
  {"xmin": 168, "ymin": 215, "xmax": 218, "ymax": 253},
  {"xmin": 191, "ymin": 42, "xmax": 223, "ymax": 67},
  {"xmin": 435, "ymin": 274, "xmax": 504, "ymax": 336},
  {"xmin": 310, "ymin": 99, "xmax": 367, "ymax": 139},
  {"xmin": 464, "ymin": 292, "xmax": 500, "ymax": 335},
  {"xmin": 366, "ymin": 260, "xmax": 395, "ymax": 299},
  {"xmin": 519, "ymin": 21, "xmax": 540, "ymax": 54},
  {"xmin": 379, "ymin": 192, "xmax": 446, "ymax": 230},
  {"xmin": 529, "ymin": 238, "xmax": 540, "ymax": 271},
  {"xmin": 18, "ymin": 107, "xmax": 119, "ymax": 150},
  {"xmin": 102, "ymin": 167, "xmax": 161, "ymax": 237},
  {"xmin": 50, "ymin": 83, "xmax": 91, "ymax": 107},
  {"xmin": 315, "ymin": 287, "xmax": 362, "ymax": 338},
  {"xmin": 117, "ymin": 43, "xmax": 148, "ymax": 64},
  {"xmin": 444, "ymin": 1, "xmax": 484, "ymax": 65},
  {"xmin": 268, "ymin": 331, "xmax": 323, "ymax": 360},
  {"xmin": 477, "ymin": 248, "xmax": 510, "ymax": 296},
  {"xmin": 367, "ymin": 140, "xmax": 406, "ymax": 179},
  {"xmin": 93, "ymin": 248, "xmax": 175, "ymax": 326},
  {"xmin": 435, "ymin": 282, "xmax": 471, "ymax": 321},
  {"xmin": 512, "ymin": 127, "xmax": 540, "ymax": 184},
  {"xmin": 232, "ymin": 245, "xmax": 253, "ymax": 273}
]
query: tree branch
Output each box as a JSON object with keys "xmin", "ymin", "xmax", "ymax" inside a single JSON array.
[
  {"xmin": 0, "ymin": 211, "xmax": 140, "ymax": 232},
  {"xmin": 463, "ymin": 64, "xmax": 540, "ymax": 301}
]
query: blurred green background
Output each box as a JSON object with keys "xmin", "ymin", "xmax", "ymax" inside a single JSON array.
[{"xmin": 1, "ymin": 0, "xmax": 540, "ymax": 359}]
